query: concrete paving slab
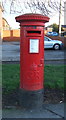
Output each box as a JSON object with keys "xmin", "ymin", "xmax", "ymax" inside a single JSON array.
[
  {"xmin": 2, "ymin": 106, "xmax": 62, "ymax": 118},
  {"xmin": 0, "ymin": 110, "xmax": 2, "ymax": 120},
  {"xmin": 43, "ymin": 103, "xmax": 64, "ymax": 118}
]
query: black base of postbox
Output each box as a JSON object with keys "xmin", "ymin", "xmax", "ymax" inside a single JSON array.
[{"xmin": 19, "ymin": 88, "xmax": 44, "ymax": 109}]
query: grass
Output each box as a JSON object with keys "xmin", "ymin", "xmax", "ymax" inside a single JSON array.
[
  {"xmin": 2, "ymin": 64, "xmax": 20, "ymax": 94},
  {"xmin": 44, "ymin": 65, "xmax": 64, "ymax": 89},
  {"xmin": 2, "ymin": 64, "xmax": 65, "ymax": 94}
]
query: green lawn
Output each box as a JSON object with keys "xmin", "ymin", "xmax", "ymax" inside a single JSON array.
[
  {"xmin": 2, "ymin": 64, "xmax": 65, "ymax": 94},
  {"xmin": 2, "ymin": 64, "xmax": 20, "ymax": 94},
  {"xmin": 44, "ymin": 65, "xmax": 64, "ymax": 89}
]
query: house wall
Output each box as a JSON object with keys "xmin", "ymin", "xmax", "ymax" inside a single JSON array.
[
  {"xmin": 47, "ymin": 27, "xmax": 53, "ymax": 32},
  {"xmin": 2, "ymin": 18, "xmax": 11, "ymax": 30},
  {"xmin": 0, "ymin": 5, "xmax": 3, "ymax": 41}
]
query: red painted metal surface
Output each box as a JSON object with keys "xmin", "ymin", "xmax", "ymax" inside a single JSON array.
[{"xmin": 15, "ymin": 14, "xmax": 49, "ymax": 91}]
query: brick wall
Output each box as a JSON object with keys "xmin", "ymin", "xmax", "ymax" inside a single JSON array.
[{"xmin": 3, "ymin": 29, "xmax": 20, "ymax": 41}]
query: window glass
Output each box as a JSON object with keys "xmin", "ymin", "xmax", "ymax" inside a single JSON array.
[{"xmin": 44, "ymin": 37, "xmax": 48, "ymax": 41}]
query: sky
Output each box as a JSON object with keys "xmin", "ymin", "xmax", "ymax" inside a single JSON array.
[
  {"xmin": 2, "ymin": 0, "xmax": 65, "ymax": 29},
  {"xmin": 3, "ymin": 12, "xmax": 64, "ymax": 29}
]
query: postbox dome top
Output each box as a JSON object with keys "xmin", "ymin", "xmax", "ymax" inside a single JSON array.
[{"xmin": 15, "ymin": 13, "xmax": 49, "ymax": 23}]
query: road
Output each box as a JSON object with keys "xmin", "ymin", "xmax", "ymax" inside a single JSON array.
[
  {"xmin": 1, "ymin": 42, "xmax": 65, "ymax": 65},
  {"xmin": 44, "ymin": 49, "xmax": 65, "ymax": 65}
]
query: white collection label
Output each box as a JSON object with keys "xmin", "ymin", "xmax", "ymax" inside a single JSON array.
[{"xmin": 30, "ymin": 39, "xmax": 39, "ymax": 53}]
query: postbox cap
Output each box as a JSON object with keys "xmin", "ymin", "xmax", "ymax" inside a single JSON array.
[{"xmin": 15, "ymin": 13, "xmax": 49, "ymax": 23}]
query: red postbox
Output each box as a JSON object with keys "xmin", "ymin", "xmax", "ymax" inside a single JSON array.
[{"xmin": 15, "ymin": 14, "xmax": 49, "ymax": 109}]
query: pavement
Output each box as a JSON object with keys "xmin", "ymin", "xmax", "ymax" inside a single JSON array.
[{"xmin": 2, "ymin": 103, "xmax": 64, "ymax": 119}]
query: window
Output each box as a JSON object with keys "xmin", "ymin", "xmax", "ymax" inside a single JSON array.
[{"xmin": 44, "ymin": 37, "xmax": 49, "ymax": 41}]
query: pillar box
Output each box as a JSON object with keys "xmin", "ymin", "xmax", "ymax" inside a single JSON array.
[{"xmin": 15, "ymin": 14, "xmax": 49, "ymax": 109}]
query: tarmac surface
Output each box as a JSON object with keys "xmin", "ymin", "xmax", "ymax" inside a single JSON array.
[{"xmin": 1, "ymin": 41, "xmax": 65, "ymax": 65}]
